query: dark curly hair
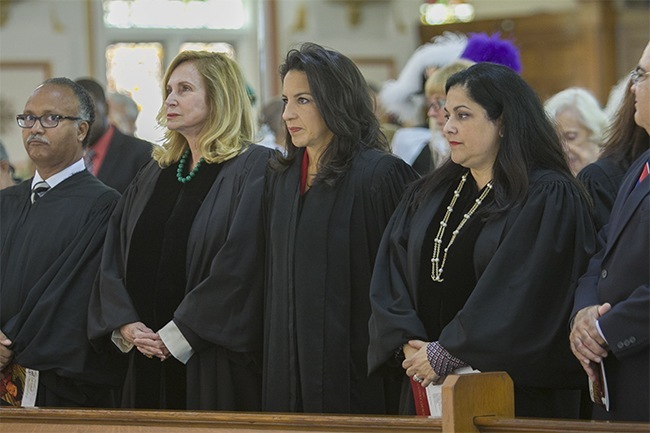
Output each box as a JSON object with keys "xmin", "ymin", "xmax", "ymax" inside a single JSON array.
[
  {"xmin": 272, "ymin": 42, "xmax": 389, "ymax": 186},
  {"xmin": 414, "ymin": 62, "xmax": 584, "ymax": 214}
]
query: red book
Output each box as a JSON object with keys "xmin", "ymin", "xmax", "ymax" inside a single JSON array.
[{"xmin": 410, "ymin": 376, "xmax": 431, "ymax": 416}]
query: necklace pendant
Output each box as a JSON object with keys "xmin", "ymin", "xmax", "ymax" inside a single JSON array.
[{"xmin": 429, "ymin": 172, "xmax": 493, "ymax": 286}]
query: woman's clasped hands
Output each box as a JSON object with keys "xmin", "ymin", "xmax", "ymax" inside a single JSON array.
[
  {"xmin": 402, "ymin": 339, "xmax": 442, "ymax": 388},
  {"xmin": 119, "ymin": 322, "xmax": 171, "ymax": 361}
]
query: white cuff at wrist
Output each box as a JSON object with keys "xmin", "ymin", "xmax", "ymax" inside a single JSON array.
[
  {"xmin": 111, "ymin": 329, "xmax": 134, "ymax": 353},
  {"xmin": 159, "ymin": 321, "xmax": 194, "ymax": 364}
]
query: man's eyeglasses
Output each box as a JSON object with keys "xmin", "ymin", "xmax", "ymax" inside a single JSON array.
[
  {"xmin": 16, "ymin": 114, "xmax": 83, "ymax": 129},
  {"xmin": 630, "ymin": 67, "xmax": 650, "ymax": 85}
]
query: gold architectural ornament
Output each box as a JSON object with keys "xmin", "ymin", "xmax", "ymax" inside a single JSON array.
[{"xmin": 327, "ymin": 0, "xmax": 392, "ymax": 27}]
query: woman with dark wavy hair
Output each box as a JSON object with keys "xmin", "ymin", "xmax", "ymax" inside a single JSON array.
[
  {"xmin": 368, "ymin": 62, "xmax": 596, "ymax": 418},
  {"xmin": 263, "ymin": 43, "xmax": 418, "ymax": 414}
]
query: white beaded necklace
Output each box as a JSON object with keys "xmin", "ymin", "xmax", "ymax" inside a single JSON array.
[{"xmin": 430, "ymin": 172, "xmax": 493, "ymax": 283}]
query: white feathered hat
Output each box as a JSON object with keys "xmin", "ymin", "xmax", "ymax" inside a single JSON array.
[{"xmin": 379, "ymin": 32, "xmax": 467, "ymax": 125}]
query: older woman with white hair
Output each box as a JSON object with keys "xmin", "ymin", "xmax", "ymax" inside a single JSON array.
[{"xmin": 545, "ymin": 87, "xmax": 609, "ymax": 175}]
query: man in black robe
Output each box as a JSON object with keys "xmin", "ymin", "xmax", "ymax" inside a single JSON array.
[{"xmin": 0, "ymin": 78, "xmax": 122, "ymax": 407}]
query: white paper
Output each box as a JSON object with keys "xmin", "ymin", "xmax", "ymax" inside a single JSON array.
[
  {"xmin": 588, "ymin": 361, "xmax": 609, "ymax": 411},
  {"xmin": 21, "ymin": 368, "xmax": 39, "ymax": 407},
  {"xmin": 600, "ymin": 361, "xmax": 610, "ymax": 411},
  {"xmin": 426, "ymin": 366, "xmax": 480, "ymax": 418}
]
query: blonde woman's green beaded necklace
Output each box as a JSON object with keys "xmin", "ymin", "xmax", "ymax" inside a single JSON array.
[
  {"xmin": 176, "ymin": 149, "xmax": 205, "ymax": 183},
  {"xmin": 430, "ymin": 172, "xmax": 493, "ymax": 283}
]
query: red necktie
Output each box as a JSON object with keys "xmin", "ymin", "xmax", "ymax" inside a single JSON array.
[{"xmin": 638, "ymin": 160, "xmax": 649, "ymax": 185}]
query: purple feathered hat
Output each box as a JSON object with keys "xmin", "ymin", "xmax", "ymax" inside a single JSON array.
[{"xmin": 460, "ymin": 32, "xmax": 522, "ymax": 74}]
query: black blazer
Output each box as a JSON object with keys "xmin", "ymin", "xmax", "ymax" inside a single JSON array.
[
  {"xmin": 572, "ymin": 149, "xmax": 649, "ymax": 422},
  {"xmin": 96, "ymin": 128, "xmax": 153, "ymax": 193}
]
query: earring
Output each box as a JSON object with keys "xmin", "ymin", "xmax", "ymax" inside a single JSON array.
[{"xmin": 499, "ymin": 131, "xmax": 504, "ymax": 138}]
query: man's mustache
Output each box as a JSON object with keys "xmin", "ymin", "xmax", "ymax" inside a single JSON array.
[{"xmin": 26, "ymin": 135, "xmax": 50, "ymax": 145}]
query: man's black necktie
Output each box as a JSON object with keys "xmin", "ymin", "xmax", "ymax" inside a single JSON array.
[{"xmin": 31, "ymin": 181, "xmax": 50, "ymax": 204}]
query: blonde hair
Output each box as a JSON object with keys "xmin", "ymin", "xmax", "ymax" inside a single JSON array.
[
  {"xmin": 425, "ymin": 59, "xmax": 474, "ymax": 97},
  {"xmin": 153, "ymin": 51, "xmax": 255, "ymax": 166}
]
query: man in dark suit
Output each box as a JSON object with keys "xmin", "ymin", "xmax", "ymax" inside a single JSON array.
[
  {"xmin": 76, "ymin": 78, "xmax": 152, "ymax": 193},
  {"xmin": 570, "ymin": 41, "xmax": 650, "ymax": 422}
]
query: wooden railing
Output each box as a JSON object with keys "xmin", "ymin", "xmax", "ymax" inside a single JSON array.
[{"xmin": 0, "ymin": 372, "xmax": 647, "ymax": 433}]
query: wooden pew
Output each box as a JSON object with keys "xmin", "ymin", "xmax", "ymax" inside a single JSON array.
[
  {"xmin": 1, "ymin": 372, "xmax": 647, "ymax": 433},
  {"xmin": 0, "ymin": 409, "xmax": 443, "ymax": 433},
  {"xmin": 443, "ymin": 373, "xmax": 648, "ymax": 433}
]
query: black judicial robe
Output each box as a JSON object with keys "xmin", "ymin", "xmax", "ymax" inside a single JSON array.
[
  {"xmin": 0, "ymin": 171, "xmax": 122, "ymax": 405},
  {"xmin": 577, "ymin": 156, "xmax": 629, "ymax": 231},
  {"xmin": 263, "ymin": 147, "xmax": 419, "ymax": 414},
  {"xmin": 368, "ymin": 170, "xmax": 597, "ymax": 415},
  {"xmin": 88, "ymin": 144, "xmax": 271, "ymax": 410}
]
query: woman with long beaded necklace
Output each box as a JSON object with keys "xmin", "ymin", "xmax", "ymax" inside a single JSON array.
[
  {"xmin": 89, "ymin": 51, "xmax": 272, "ymax": 410},
  {"xmin": 368, "ymin": 63, "xmax": 597, "ymax": 419}
]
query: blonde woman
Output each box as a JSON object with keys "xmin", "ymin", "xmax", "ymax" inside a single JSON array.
[{"xmin": 89, "ymin": 51, "xmax": 271, "ymax": 410}]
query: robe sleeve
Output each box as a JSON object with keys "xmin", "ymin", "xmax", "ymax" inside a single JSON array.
[
  {"xmin": 367, "ymin": 154, "xmax": 420, "ymax": 228},
  {"xmin": 577, "ymin": 163, "xmax": 619, "ymax": 231},
  {"xmin": 87, "ymin": 164, "xmax": 156, "ymax": 349},
  {"xmin": 368, "ymin": 185, "xmax": 429, "ymax": 375},
  {"xmin": 172, "ymin": 146, "xmax": 271, "ymax": 353},
  {"xmin": 439, "ymin": 172, "xmax": 596, "ymax": 388}
]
